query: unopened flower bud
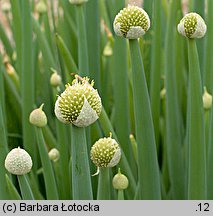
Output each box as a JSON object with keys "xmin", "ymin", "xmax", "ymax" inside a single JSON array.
[
  {"xmin": 203, "ymin": 87, "xmax": 212, "ymax": 110},
  {"xmin": 48, "ymin": 148, "xmax": 60, "ymax": 162},
  {"xmin": 112, "ymin": 168, "xmax": 129, "ymax": 190},
  {"xmin": 50, "ymin": 69, "xmax": 62, "ymax": 87},
  {"xmin": 55, "ymin": 76, "xmax": 102, "ymax": 127},
  {"xmin": 113, "ymin": 5, "xmax": 150, "ymax": 39},
  {"xmin": 5, "ymin": 62, "xmax": 15, "ymax": 76},
  {"xmin": 36, "ymin": 0, "xmax": 47, "ymax": 14},
  {"xmin": 69, "ymin": 0, "xmax": 88, "ymax": 5},
  {"xmin": 103, "ymin": 41, "xmax": 113, "ymax": 56},
  {"xmin": 90, "ymin": 136, "xmax": 121, "ymax": 168},
  {"xmin": 29, "ymin": 104, "xmax": 47, "ymax": 127},
  {"xmin": 160, "ymin": 88, "xmax": 166, "ymax": 99},
  {"xmin": 177, "ymin": 12, "xmax": 207, "ymax": 39},
  {"xmin": 5, "ymin": 147, "xmax": 33, "ymax": 175}
]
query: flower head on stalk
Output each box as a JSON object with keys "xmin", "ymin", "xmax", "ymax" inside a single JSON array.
[
  {"xmin": 55, "ymin": 76, "xmax": 102, "ymax": 127},
  {"xmin": 90, "ymin": 134, "xmax": 121, "ymax": 175},
  {"xmin": 113, "ymin": 5, "xmax": 150, "ymax": 39},
  {"xmin": 177, "ymin": 12, "xmax": 207, "ymax": 39}
]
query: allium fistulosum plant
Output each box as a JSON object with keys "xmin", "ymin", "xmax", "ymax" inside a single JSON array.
[{"xmin": 0, "ymin": 0, "xmax": 212, "ymax": 201}]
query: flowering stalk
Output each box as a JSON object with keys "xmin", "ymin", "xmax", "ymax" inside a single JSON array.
[
  {"xmin": 113, "ymin": 5, "xmax": 161, "ymax": 199},
  {"xmin": 50, "ymin": 75, "xmax": 71, "ymax": 199},
  {"xmin": 165, "ymin": 0, "xmax": 185, "ymax": 199},
  {"xmin": 55, "ymin": 77, "xmax": 102, "ymax": 199},
  {"xmin": 18, "ymin": 175, "xmax": 34, "ymax": 200},
  {"xmin": 91, "ymin": 136, "xmax": 121, "ymax": 200},
  {"xmin": 98, "ymin": 108, "xmax": 136, "ymax": 199},
  {"xmin": 112, "ymin": 0, "xmax": 135, "ymax": 171},
  {"xmin": 20, "ymin": 0, "xmax": 35, "ymax": 168},
  {"xmin": 71, "ymin": 126, "xmax": 93, "ymax": 199},
  {"xmin": 112, "ymin": 169, "xmax": 129, "ymax": 200},
  {"xmin": 69, "ymin": 0, "xmax": 89, "ymax": 75},
  {"xmin": 150, "ymin": 0, "xmax": 162, "ymax": 147},
  {"xmin": 207, "ymin": 0, "xmax": 213, "ymax": 199},
  {"xmin": 204, "ymin": 0, "xmax": 213, "ymax": 92},
  {"xmin": 178, "ymin": 12, "xmax": 207, "ymax": 199},
  {"xmin": 5, "ymin": 174, "xmax": 21, "ymax": 200},
  {"xmin": 30, "ymin": 105, "xmax": 59, "ymax": 199},
  {"xmin": 0, "ymin": 103, "xmax": 9, "ymax": 199},
  {"xmin": 129, "ymin": 39, "xmax": 161, "ymax": 199},
  {"xmin": 188, "ymin": 27, "xmax": 206, "ymax": 200},
  {"xmin": 97, "ymin": 168, "xmax": 110, "ymax": 200}
]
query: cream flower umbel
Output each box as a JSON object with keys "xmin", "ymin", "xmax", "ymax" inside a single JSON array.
[
  {"xmin": 55, "ymin": 76, "xmax": 102, "ymax": 127},
  {"xmin": 113, "ymin": 5, "xmax": 150, "ymax": 39},
  {"xmin": 177, "ymin": 12, "xmax": 207, "ymax": 39},
  {"xmin": 90, "ymin": 136, "xmax": 121, "ymax": 168}
]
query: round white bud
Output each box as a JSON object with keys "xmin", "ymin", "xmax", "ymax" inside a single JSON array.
[{"xmin": 5, "ymin": 147, "xmax": 33, "ymax": 175}]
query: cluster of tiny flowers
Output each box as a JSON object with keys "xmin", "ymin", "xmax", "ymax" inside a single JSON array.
[
  {"xmin": 113, "ymin": 5, "xmax": 150, "ymax": 39},
  {"xmin": 5, "ymin": 147, "xmax": 32, "ymax": 175},
  {"xmin": 177, "ymin": 12, "xmax": 207, "ymax": 39},
  {"xmin": 55, "ymin": 76, "xmax": 102, "ymax": 127},
  {"xmin": 90, "ymin": 137, "xmax": 121, "ymax": 168}
]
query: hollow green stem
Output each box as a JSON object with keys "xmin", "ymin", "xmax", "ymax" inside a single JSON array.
[
  {"xmin": 150, "ymin": 0, "xmax": 161, "ymax": 147},
  {"xmin": 165, "ymin": 0, "xmax": 185, "ymax": 199},
  {"xmin": 99, "ymin": 108, "xmax": 136, "ymax": 199},
  {"xmin": 35, "ymin": 127, "xmax": 59, "ymax": 199},
  {"xmin": 55, "ymin": 33, "xmax": 78, "ymax": 76},
  {"xmin": 204, "ymin": 0, "xmax": 213, "ymax": 92},
  {"xmin": 76, "ymin": 5, "xmax": 89, "ymax": 75},
  {"xmin": 18, "ymin": 175, "xmax": 34, "ymax": 200},
  {"xmin": 5, "ymin": 174, "xmax": 21, "ymax": 200},
  {"xmin": 188, "ymin": 39, "xmax": 206, "ymax": 199},
  {"xmin": 118, "ymin": 190, "xmax": 124, "ymax": 200},
  {"xmin": 71, "ymin": 125, "xmax": 93, "ymax": 199},
  {"xmin": 129, "ymin": 39, "xmax": 161, "ymax": 199},
  {"xmin": 20, "ymin": 0, "xmax": 35, "ymax": 164},
  {"xmin": 97, "ymin": 168, "xmax": 110, "ymax": 200}
]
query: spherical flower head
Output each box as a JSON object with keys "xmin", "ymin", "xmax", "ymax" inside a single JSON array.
[
  {"xmin": 5, "ymin": 147, "xmax": 33, "ymax": 175},
  {"xmin": 90, "ymin": 136, "xmax": 121, "ymax": 168},
  {"xmin": 177, "ymin": 12, "xmax": 207, "ymax": 39},
  {"xmin": 29, "ymin": 104, "xmax": 47, "ymax": 127},
  {"xmin": 48, "ymin": 148, "xmax": 60, "ymax": 162},
  {"xmin": 50, "ymin": 72, "xmax": 62, "ymax": 87},
  {"xmin": 203, "ymin": 87, "xmax": 212, "ymax": 110},
  {"xmin": 113, "ymin": 5, "xmax": 150, "ymax": 39},
  {"xmin": 69, "ymin": 0, "xmax": 88, "ymax": 5},
  {"xmin": 112, "ymin": 169, "xmax": 129, "ymax": 190},
  {"xmin": 55, "ymin": 76, "xmax": 102, "ymax": 127}
]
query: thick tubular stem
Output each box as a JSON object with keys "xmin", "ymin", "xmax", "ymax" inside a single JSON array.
[
  {"xmin": 118, "ymin": 190, "xmax": 124, "ymax": 200},
  {"xmin": 204, "ymin": 0, "xmax": 213, "ymax": 92},
  {"xmin": 150, "ymin": 0, "xmax": 162, "ymax": 147},
  {"xmin": 76, "ymin": 5, "xmax": 89, "ymax": 76},
  {"xmin": 97, "ymin": 168, "xmax": 110, "ymax": 200},
  {"xmin": 21, "ymin": 0, "xmax": 35, "ymax": 163},
  {"xmin": 188, "ymin": 39, "xmax": 206, "ymax": 199},
  {"xmin": 207, "ymin": 0, "xmax": 213, "ymax": 199},
  {"xmin": 71, "ymin": 126, "xmax": 93, "ymax": 199},
  {"xmin": 165, "ymin": 0, "xmax": 185, "ymax": 199},
  {"xmin": 18, "ymin": 175, "xmax": 34, "ymax": 200},
  {"xmin": 35, "ymin": 128, "xmax": 59, "ymax": 199},
  {"xmin": 129, "ymin": 39, "xmax": 161, "ymax": 199},
  {"xmin": 99, "ymin": 108, "xmax": 136, "ymax": 199}
]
